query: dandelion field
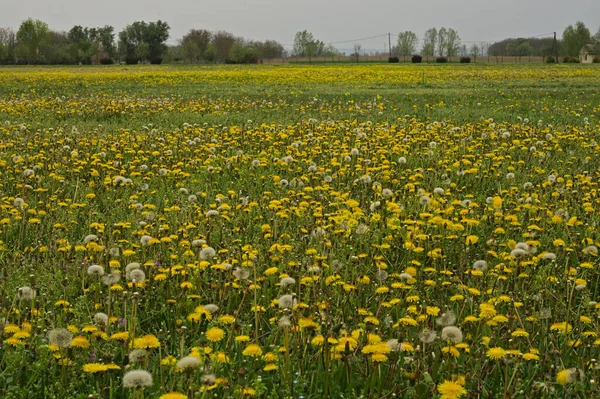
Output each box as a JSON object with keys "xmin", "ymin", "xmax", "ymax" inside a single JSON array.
[{"xmin": 2, "ymin": 64, "xmax": 600, "ymax": 398}]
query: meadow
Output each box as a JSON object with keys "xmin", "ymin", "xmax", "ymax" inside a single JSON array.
[{"xmin": 1, "ymin": 63, "xmax": 600, "ymax": 398}]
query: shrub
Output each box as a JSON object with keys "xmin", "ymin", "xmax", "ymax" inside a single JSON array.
[
  {"xmin": 411, "ymin": 55, "xmax": 422, "ymax": 64},
  {"xmin": 593, "ymin": 56, "xmax": 600, "ymax": 64},
  {"xmin": 460, "ymin": 57, "xmax": 471, "ymax": 64},
  {"xmin": 124, "ymin": 57, "xmax": 138, "ymax": 65},
  {"xmin": 99, "ymin": 58, "xmax": 114, "ymax": 65},
  {"xmin": 563, "ymin": 56, "xmax": 580, "ymax": 64},
  {"xmin": 150, "ymin": 58, "xmax": 163, "ymax": 65},
  {"xmin": 388, "ymin": 56, "xmax": 399, "ymax": 63},
  {"xmin": 436, "ymin": 56, "xmax": 448, "ymax": 63},
  {"xmin": 546, "ymin": 56, "xmax": 556, "ymax": 64}
]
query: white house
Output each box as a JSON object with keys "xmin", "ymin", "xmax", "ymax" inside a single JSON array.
[{"xmin": 580, "ymin": 44, "xmax": 599, "ymax": 64}]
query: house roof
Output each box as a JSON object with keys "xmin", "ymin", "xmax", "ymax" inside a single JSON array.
[{"xmin": 582, "ymin": 44, "xmax": 599, "ymax": 54}]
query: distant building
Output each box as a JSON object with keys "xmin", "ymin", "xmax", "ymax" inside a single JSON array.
[{"xmin": 580, "ymin": 44, "xmax": 599, "ymax": 64}]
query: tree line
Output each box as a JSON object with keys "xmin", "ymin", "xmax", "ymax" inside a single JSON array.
[
  {"xmin": 0, "ymin": 18, "xmax": 286, "ymax": 65},
  {"xmin": 1, "ymin": 18, "xmax": 599, "ymax": 65}
]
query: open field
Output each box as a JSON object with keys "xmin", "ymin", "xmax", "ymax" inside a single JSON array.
[{"xmin": 1, "ymin": 64, "xmax": 600, "ymax": 398}]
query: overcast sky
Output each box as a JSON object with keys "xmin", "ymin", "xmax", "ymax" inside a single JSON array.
[{"xmin": 2, "ymin": 0, "xmax": 599, "ymax": 49}]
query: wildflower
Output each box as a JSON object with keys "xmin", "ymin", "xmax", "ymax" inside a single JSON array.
[
  {"xmin": 93, "ymin": 312, "xmax": 109, "ymax": 326},
  {"xmin": 176, "ymin": 356, "xmax": 201, "ymax": 371},
  {"xmin": 17, "ymin": 286, "xmax": 36, "ymax": 301},
  {"xmin": 556, "ymin": 368, "xmax": 579, "ymax": 385},
  {"xmin": 83, "ymin": 363, "xmax": 110, "ymax": 373},
  {"xmin": 200, "ymin": 247, "xmax": 216, "ymax": 260},
  {"xmin": 419, "ymin": 328, "xmax": 437, "ymax": 343},
  {"xmin": 70, "ymin": 336, "xmax": 90, "ymax": 349},
  {"xmin": 278, "ymin": 294, "xmax": 296, "ymax": 309},
  {"xmin": 486, "ymin": 347, "xmax": 506, "ymax": 360},
  {"xmin": 280, "ymin": 277, "xmax": 296, "ymax": 287},
  {"xmin": 233, "ymin": 267, "xmax": 250, "ymax": 280},
  {"xmin": 441, "ymin": 326, "xmax": 463, "ymax": 343},
  {"xmin": 203, "ymin": 304, "xmax": 219, "ymax": 314},
  {"xmin": 242, "ymin": 344, "xmax": 263, "ymax": 357},
  {"xmin": 436, "ymin": 311, "xmax": 457, "ymax": 327},
  {"xmin": 205, "ymin": 327, "xmax": 225, "ymax": 342},
  {"xmin": 123, "ymin": 370, "xmax": 153, "ymax": 388},
  {"xmin": 129, "ymin": 349, "xmax": 148, "ymax": 364},
  {"xmin": 278, "ymin": 316, "xmax": 292, "ymax": 328},
  {"xmin": 437, "ymin": 380, "xmax": 467, "ymax": 399},
  {"xmin": 48, "ymin": 328, "xmax": 73, "ymax": 348},
  {"xmin": 87, "ymin": 265, "xmax": 105, "ymax": 276},
  {"xmin": 133, "ymin": 334, "xmax": 160, "ymax": 349},
  {"xmin": 128, "ymin": 269, "xmax": 146, "ymax": 282},
  {"xmin": 160, "ymin": 393, "xmax": 188, "ymax": 399}
]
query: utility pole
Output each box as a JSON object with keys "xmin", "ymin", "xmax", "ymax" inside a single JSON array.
[
  {"xmin": 388, "ymin": 33, "xmax": 392, "ymax": 58},
  {"xmin": 552, "ymin": 32, "xmax": 558, "ymax": 62}
]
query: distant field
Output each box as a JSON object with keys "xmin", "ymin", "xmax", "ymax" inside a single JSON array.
[{"xmin": 1, "ymin": 64, "xmax": 600, "ymax": 398}]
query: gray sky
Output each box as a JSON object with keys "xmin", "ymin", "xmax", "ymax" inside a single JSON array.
[{"xmin": 2, "ymin": 0, "xmax": 599, "ymax": 50}]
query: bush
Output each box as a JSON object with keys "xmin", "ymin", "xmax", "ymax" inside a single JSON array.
[
  {"xmin": 150, "ymin": 57, "xmax": 163, "ymax": 65},
  {"xmin": 388, "ymin": 56, "xmax": 399, "ymax": 63},
  {"xmin": 460, "ymin": 57, "xmax": 471, "ymax": 64},
  {"xmin": 562, "ymin": 56, "xmax": 580, "ymax": 64},
  {"xmin": 593, "ymin": 56, "xmax": 600, "ymax": 64},
  {"xmin": 546, "ymin": 56, "xmax": 556, "ymax": 64},
  {"xmin": 411, "ymin": 55, "xmax": 422, "ymax": 63},
  {"xmin": 99, "ymin": 57, "xmax": 114, "ymax": 65},
  {"xmin": 124, "ymin": 57, "xmax": 138, "ymax": 65},
  {"xmin": 436, "ymin": 56, "xmax": 448, "ymax": 63}
]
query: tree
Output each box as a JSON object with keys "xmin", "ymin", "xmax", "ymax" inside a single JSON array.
[
  {"xmin": 444, "ymin": 28, "xmax": 461, "ymax": 58},
  {"xmin": 16, "ymin": 18, "xmax": 50, "ymax": 64},
  {"xmin": 470, "ymin": 44, "xmax": 479, "ymax": 61},
  {"xmin": 423, "ymin": 28, "xmax": 437, "ymax": 57},
  {"xmin": 0, "ymin": 28, "xmax": 15, "ymax": 64},
  {"xmin": 293, "ymin": 30, "xmax": 313, "ymax": 57},
  {"xmin": 352, "ymin": 44, "xmax": 362, "ymax": 62},
  {"xmin": 180, "ymin": 29, "xmax": 212, "ymax": 63},
  {"xmin": 562, "ymin": 21, "xmax": 591, "ymax": 57},
  {"xmin": 259, "ymin": 40, "xmax": 284, "ymax": 61},
  {"xmin": 397, "ymin": 31, "xmax": 418, "ymax": 61},
  {"xmin": 213, "ymin": 31, "xmax": 235, "ymax": 63},
  {"xmin": 97, "ymin": 26, "xmax": 116, "ymax": 62},
  {"xmin": 437, "ymin": 27, "xmax": 447, "ymax": 56},
  {"xmin": 118, "ymin": 21, "xmax": 169, "ymax": 64},
  {"xmin": 144, "ymin": 20, "xmax": 170, "ymax": 63}
]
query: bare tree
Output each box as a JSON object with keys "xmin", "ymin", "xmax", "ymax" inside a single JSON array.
[
  {"xmin": 213, "ymin": 31, "xmax": 235, "ymax": 63},
  {"xmin": 352, "ymin": 43, "xmax": 362, "ymax": 62}
]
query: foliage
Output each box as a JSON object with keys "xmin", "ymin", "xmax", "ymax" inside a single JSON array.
[
  {"xmin": 16, "ymin": 18, "xmax": 50, "ymax": 64},
  {"xmin": 436, "ymin": 56, "xmax": 448, "ymax": 63},
  {"xmin": 562, "ymin": 21, "xmax": 591, "ymax": 57},
  {"xmin": 388, "ymin": 56, "xmax": 399, "ymax": 63},
  {"xmin": 1, "ymin": 64, "xmax": 600, "ymax": 398},
  {"xmin": 411, "ymin": 54, "xmax": 422, "ymax": 63},
  {"xmin": 397, "ymin": 31, "xmax": 418, "ymax": 60},
  {"xmin": 118, "ymin": 20, "xmax": 170, "ymax": 64},
  {"xmin": 460, "ymin": 56, "xmax": 471, "ymax": 63}
]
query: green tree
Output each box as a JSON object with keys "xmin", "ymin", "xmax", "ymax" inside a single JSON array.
[
  {"xmin": 422, "ymin": 28, "xmax": 437, "ymax": 57},
  {"xmin": 16, "ymin": 18, "xmax": 50, "ymax": 64},
  {"xmin": 397, "ymin": 31, "xmax": 418, "ymax": 61},
  {"xmin": 444, "ymin": 28, "xmax": 461, "ymax": 58},
  {"xmin": 562, "ymin": 21, "xmax": 591, "ymax": 57},
  {"xmin": 180, "ymin": 29, "xmax": 212, "ymax": 63},
  {"xmin": 292, "ymin": 30, "xmax": 324, "ymax": 58}
]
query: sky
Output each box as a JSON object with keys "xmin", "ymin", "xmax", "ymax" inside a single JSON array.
[{"xmin": 2, "ymin": 0, "xmax": 599, "ymax": 50}]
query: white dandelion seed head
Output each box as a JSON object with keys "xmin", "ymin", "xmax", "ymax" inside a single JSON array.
[
  {"xmin": 87, "ymin": 264, "xmax": 105, "ymax": 276},
  {"xmin": 128, "ymin": 269, "xmax": 146, "ymax": 282},
  {"xmin": 280, "ymin": 277, "xmax": 296, "ymax": 288},
  {"xmin": 93, "ymin": 312, "xmax": 109, "ymax": 326},
  {"xmin": 278, "ymin": 294, "xmax": 296, "ymax": 309},
  {"xmin": 199, "ymin": 247, "xmax": 217, "ymax": 260},
  {"xmin": 17, "ymin": 286, "xmax": 36, "ymax": 301},
  {"xmin": 48, "ymin": 328, "xmax": 73, "ymax": 348},
  {"xmin": 441, "ymin": 326, "xmax": 463, "ymax": 343},
  {"xmin": 122, "ymin": 370, "xmax": 153, "ymax": 388},
  {"xmin": 129, "ymin": 349, "xmax": 148, "ymax": 364},
  {"xmin": 176, "ymin": 356, "xmax": 201, "ymax": 371}
]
